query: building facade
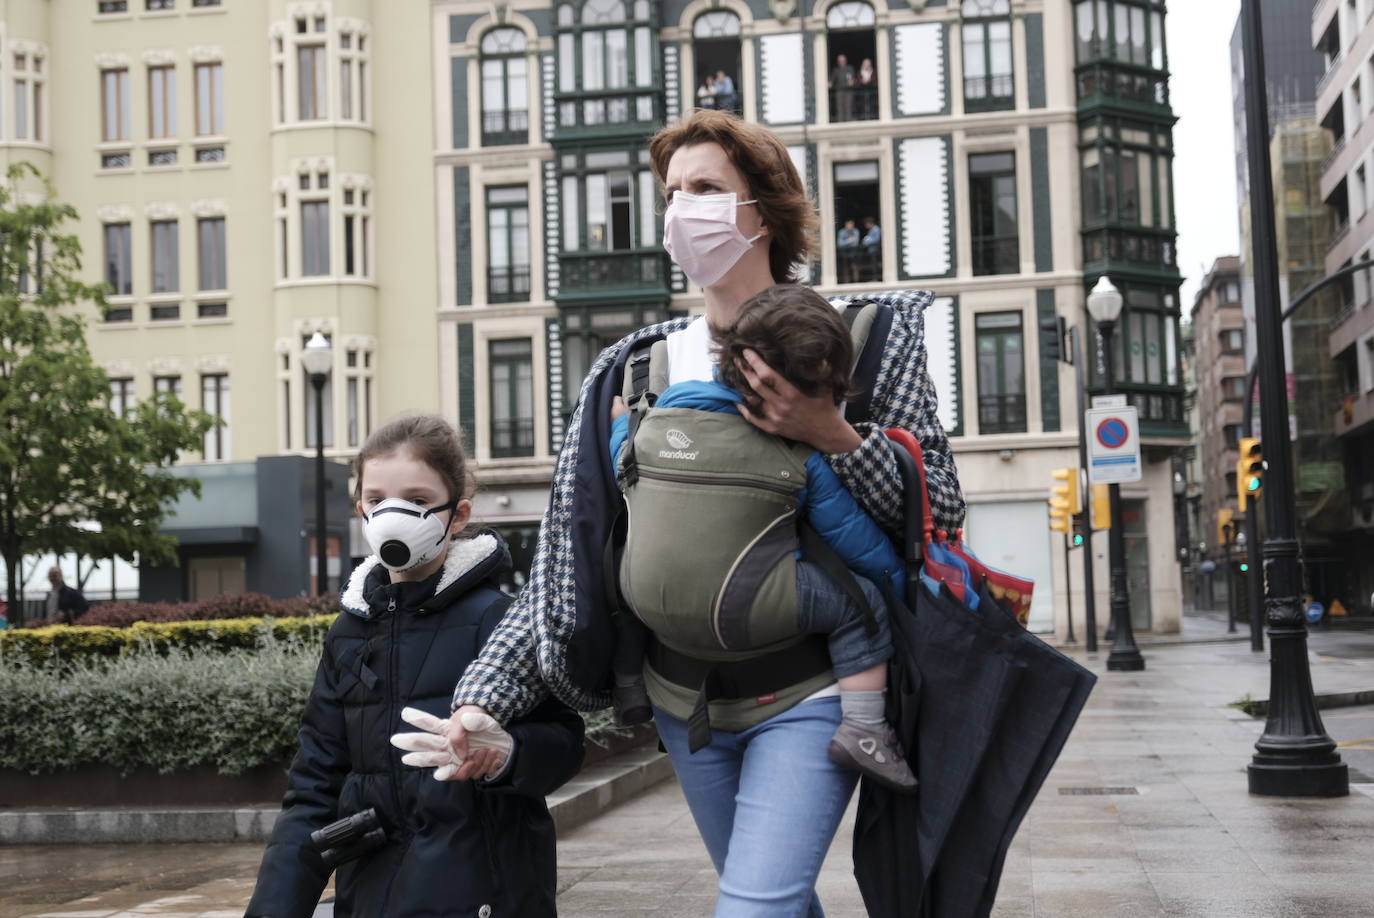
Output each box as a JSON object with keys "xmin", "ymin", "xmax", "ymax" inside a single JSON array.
[
  {"xmin": 1312, "ymin": 0, "xmax": 1374, "ymax": 615},
  {"xmin": 437, "ymin": 0, "xmax": 1187, "ymax": 635}
]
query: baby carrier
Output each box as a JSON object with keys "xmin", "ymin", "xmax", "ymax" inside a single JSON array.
[{"xmin": 608, "ymin": 304, "xmax": 892, "ymax": 750}]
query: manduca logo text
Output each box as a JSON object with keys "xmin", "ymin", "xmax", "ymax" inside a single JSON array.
[{"xmin": 659, "ymin": 428, "xmax": 698, "ymax": 461}]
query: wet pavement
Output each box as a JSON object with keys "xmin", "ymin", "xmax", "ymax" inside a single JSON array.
[{"xmin": 9, "ymin": 614, "xmax": 1374, "ymax": 916}]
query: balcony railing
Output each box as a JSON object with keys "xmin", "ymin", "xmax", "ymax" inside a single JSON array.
[
  {"xmin": 1328, "ymin": 217, "xmax": 1351, "ymax": 253},
  {"xmin": 1075, "ymin": 62, "xmax": 1169, "ymax": 110},
  {"xmin": 482, "ymin": 109, "xmax": 529, "ymax": 146},
  {"xmin": 488, "ymin": 265, "xmax": 531, "ymax": 303},
  {"xmin": 978, "ymin": 393, "xmax": 1027, "ymax": 435},
  {"xmin": 830, "ymin": 85, "xmax": 878, "ymax": 123},
  {"xmin": 972, "ymin": 236, "xmax": 1019, "ymax": 276},
  {"xmin": 491, "ymin": 418, "xmax": 536, "ymax": 459},
  {"xmin": 1321, "ymin": 135, "xmax": 1346, "ymax": 175},
  {"xmin": 964, "ymin": 74, "xmax": 1014, "ymax": 113},
  {"xmin": 693, "ymin": 91, "xmax": 742, "ymax": 116},
  {"xmin": 1081, "ymin": 226, "xmax": 1178, "ymax": 272},
  {"xmin": 1316, "ymin": 51, "xmax": 1345, "ymax": 97},
  {"xmin": 558, "ymin": 249, "xmax": 666, "ymax": 295},
  {"xmin": 837, "ymin": 247, "xmax": 882, "ymax": 284},
  {"xmin": 554, "ymin": 89, "xmax": 659, "ymax": 135}
]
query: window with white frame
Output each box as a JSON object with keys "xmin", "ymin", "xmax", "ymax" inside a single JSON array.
[
  {"xmin": 148, "ymin": 64, "xmax": 176, "ymax": 140},
  {"xmin": 110, "ymin": 378, "xmax": 134, "ymax": 418},
  {"xmin": 201, "ymin": 373, "xmax": 230, "ymax": 459},
  {"xmin": 481, "ymin": 28, "xmax": 529, "ymax": 145},
  {"xmin": 104, "ymin": 222, "xmax": 133, "ymax": 296},
  {"xmin": 295, "ymin": 14, "xmax": 328, "ymax": 121},
  {"xmin": 195, "ymin": 62, "xmax": 224, "ymax": 134},
  {"xmin": 338, "ymin": 27, "xmax": 369, "ymax": 122},
  {"xmin": 153, "ymin": 374, "xmax": 183, "ymax": 402},
  {"xmin": 13, "ymin": 50, "xmax": 46, "ymax": 142},
  {"xmin": 300, "ymin": 168, "xmax": 330, "ymax": 276},
  {"xmin": 343, "ymin": 345, "xmax": 374, "ymax": 448},
  {"xmin": 341, "ymin": 182, "xmax": 372, "ymax": 278},
  {"xmin": 101, "ymin": 68, "xmax": 130, "ymax": 142},
  {"xmin": 150, "ymin": 220, "xmax": 179, "ymax": 293},
  {"xmin": 197, "ymin": 217, "xmax": 226, "ymax": 290}
]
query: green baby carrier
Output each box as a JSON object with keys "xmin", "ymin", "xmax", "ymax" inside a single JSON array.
[{"xmin": 610, "ymin": 303, "xmax": 892, "ymax": 750}]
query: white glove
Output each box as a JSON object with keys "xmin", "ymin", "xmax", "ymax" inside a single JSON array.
[{"xmin": 390, "ymin": 706, "xmax": 513, "ymax": 782}]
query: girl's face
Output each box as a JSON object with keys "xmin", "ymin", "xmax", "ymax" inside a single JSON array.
[{"xmin": 358, "ymin": 447, "xmax": 472, "ymax": 582}]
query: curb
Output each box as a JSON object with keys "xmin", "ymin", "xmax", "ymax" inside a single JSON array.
[
  {"xmin": 0, "ymin": 742, "xmax": 673, "ymax": 846},
  {"xmin": 1243, "ymin": 689, "xmax": 1374, "ymax": 718}
]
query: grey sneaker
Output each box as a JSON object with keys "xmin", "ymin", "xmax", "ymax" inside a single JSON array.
[{"xmin": 827, "ymin": 716, "xmax": 919, "ymax": 794}]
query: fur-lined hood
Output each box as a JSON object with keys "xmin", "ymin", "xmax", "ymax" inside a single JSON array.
[{"xmin": 340, "ymin": 530, "xmax": 511, "ymax": 619}]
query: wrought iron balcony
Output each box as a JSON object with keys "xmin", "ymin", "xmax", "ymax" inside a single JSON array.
[
  {"xmin": 491, "ymin": 418, "xmax": 536, "ymax": 459},
  {"xmin": 482, "ymin": 109, "xmax": 530, "ymax": 147},
  {"xmin": 829, "ymin": 86, "xmax": 878, "ymax": 123},
  {"xmin": 978, "ymin": 393, "xmax": 1027, "ymax": 435},
  {"xmin": 557, "ymin": 248, "xmax": 668, "ymax": 297},
  {"xmin": 964, "ymin": 74, "xmax": 1015, "ymax": 113},
  {"xmin": 488, "ymin": 266, "xmax": 531, "ymax": 303}
]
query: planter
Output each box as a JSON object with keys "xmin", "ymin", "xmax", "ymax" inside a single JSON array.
[{"xmin": 0, "ymin": 724, "xmax": 661, "ymax": 809}]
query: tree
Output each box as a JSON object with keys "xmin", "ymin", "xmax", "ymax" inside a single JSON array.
[{"xmin": 0, "ymin": 165, "xmax": 213, "ymax": 612}]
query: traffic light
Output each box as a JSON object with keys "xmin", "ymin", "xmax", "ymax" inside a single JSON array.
[
  {"xmin": 1237, "ymin": 437, "xmax": 1263, "ymax": 512},
  {"xmin": 1039, "ymin": 315, "xmax": 1067, "ymax": 364},
  {"xmin": 1049, "ymin": 467, "xmax": 1080, "ymax": 535},
  {"xmin": 1216, "ymin": 508, "xmax": 1235, "ymax": 548},
  {"xmin": 1090, "ymin": 483, "xmax": 1111, "ymax": 531},
  {"xmin": 1071, "ymin": 513, "xmax": 1087, "ymax": 547}
]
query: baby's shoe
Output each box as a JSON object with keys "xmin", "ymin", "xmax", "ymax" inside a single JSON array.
[{"xmin": 827, "ymin": 716, "xmax": 918, "ymax": 794}]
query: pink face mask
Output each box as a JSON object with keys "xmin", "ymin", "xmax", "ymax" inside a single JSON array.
[{"xmin": 663, "ymin": 191, "xmax": 762, "ymax": 288}]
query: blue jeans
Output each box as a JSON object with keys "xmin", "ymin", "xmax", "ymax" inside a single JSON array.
[
  {"xmin": 796, "ymin": 560, "xmax": 892, "ymax": 679},
  {"xmin": 655, "ymin": 697, "xmax": 858, "ymax": 917}
]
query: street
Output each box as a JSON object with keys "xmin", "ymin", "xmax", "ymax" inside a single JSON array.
[{"xmin": 8, "ymin": 622, "xmax": 1374, "ymax": 916}]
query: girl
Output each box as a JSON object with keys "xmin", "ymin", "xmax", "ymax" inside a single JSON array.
[
  {"xmin": 448, "ymin": 109, "xmax": 964, "ymax": 917},
  {"xmin": 246, "ymin": 414, "xmax": 584, "ymax": 918}
]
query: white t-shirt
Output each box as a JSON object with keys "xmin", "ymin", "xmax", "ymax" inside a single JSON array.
[{"xmin": 662, "ymin": 315, "xmax": 843, "ymax": 703}]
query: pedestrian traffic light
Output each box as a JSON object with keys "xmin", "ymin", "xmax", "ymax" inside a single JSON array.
[
  {"xmin": 1240, "ymin": 562, "xmax": 1250, "ymax": 572},
  {"xmin": 1090, "ymin": 483, "xmax": 1111, "ymax": 531},
  {"xmin": 1237, "ymin": 437, "xmax": 1263, "ymax": 512},
  {"xmin": 1071, "ymin": 514, "xmax": 1087, "ymax": 547},
  {"xmin": 1039, "ymin": 315, "xmax": 1067, "ymax": 364},
  {"xmin": 1216, "ymin": 508, "xmax": 1235, "ymax": 548},
  {"xmin": 1048, "ymin": 467, "xmax": 1080, "ymax": 535}
]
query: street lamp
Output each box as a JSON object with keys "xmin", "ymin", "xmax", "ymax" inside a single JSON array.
[
  {"xmin": 1087, "ymin": 277, "xmax": 1145, "ymax": 672},
  {"xmin": 1240, "ymin": 0, "xmax": 1346, "ymax": 796},
  {"xmin": 301, "ymin": 331, "xmax": 333, "ymax": 596}
]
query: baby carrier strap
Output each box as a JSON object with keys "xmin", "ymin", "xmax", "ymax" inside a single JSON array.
[
  {"xmin": 616, "ymin": 339, "xmax": 669, "ymax": 488},
  {"xmin": 841, "ymin": 301, "xmax": 894, "ymax": 427}
]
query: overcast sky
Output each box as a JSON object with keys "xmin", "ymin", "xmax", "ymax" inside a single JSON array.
[{"xmin": 1170, "ymin": 0, "xmax": 1242, "ymax": 312}]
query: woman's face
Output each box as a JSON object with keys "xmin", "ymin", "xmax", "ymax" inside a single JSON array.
[{"xmin": 664, "ymin": 142, "xmax": 767, "ymax": 241}]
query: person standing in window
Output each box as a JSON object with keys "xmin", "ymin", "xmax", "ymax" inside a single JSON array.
[
  {"xmin": 829, "ymin": 53, "xmax": 855, "ymax": 121},
  {"xmin": 713, "ymin": 69, "xmax": 737, "ymax": 113},
  {"xmin": 837, "ymin": 218, "xmax": 861, "ymax": 284},
  {"xmin": 856, "ymin": 58, "xmax": 877, "ymax": 119},
  {"xmin": 697, "ymin": 73, "xmax": 716, "ymax": 109},
  {"xmin": 861, "ymin": 215, "xmax": 881, "ymax": 282}
]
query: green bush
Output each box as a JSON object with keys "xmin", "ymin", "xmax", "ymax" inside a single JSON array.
[
  {"xmin": 0, "ymin": 615, "xmax": 338, "ymax": 667},
  {"xmin": 0, "ymin": 638, "xmax": 319, "ymax": 775}
]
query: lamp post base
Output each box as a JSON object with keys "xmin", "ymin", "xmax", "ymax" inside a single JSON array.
[
  {"xmin": 1248, "ymin": 759, "xmax": 1348, "ymax": 798},
  {"xmin": 1106, "ymin": 650, "xmax": 1145, "ymax": 671}
]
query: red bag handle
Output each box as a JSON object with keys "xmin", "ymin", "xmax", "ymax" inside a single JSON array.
[{"xmin": 885, "ymin": 428, "xmax": 934, "ymax": 543}]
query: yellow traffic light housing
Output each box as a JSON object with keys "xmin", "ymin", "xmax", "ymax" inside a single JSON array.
[
  {"xmin": 1237, "ymin": 437, "xmax": 1263, "ymax": 512},
  {"xmin": 1090, "ymin": 483, "xmax": 1111, "ymax": 531},
  {"xmin": 1216, "ymin": 508, "xmax": 1235, "ymax": 548},
  {"xmin": 1048, "ymin": 467, "xmax": 1080, "ymax": 534}
]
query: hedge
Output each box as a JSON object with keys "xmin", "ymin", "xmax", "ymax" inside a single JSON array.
[
  {"xmin": 25, "ymin": 592, "xmax": 340, "ymax": 629},
  {"xmin": 0, "ymin": 615, "xmax": 338, "ymax": 667},
  {"xmin": 0, "ymin": 638, "xmax": 629, "ymax": 776}
]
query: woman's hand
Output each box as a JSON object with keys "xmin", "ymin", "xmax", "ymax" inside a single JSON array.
[{"xmin": 735, "ymin": 349, "xmax": 864, "ymax": 454}]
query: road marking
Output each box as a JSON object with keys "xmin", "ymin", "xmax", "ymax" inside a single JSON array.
[{"xmin": 1335, "ymin": 737, "xmax": 1374, "ymax": 749}]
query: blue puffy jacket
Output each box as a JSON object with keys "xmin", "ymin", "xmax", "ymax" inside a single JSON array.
[{"xmin": 611, "ymin": 379, "xmax": 905, "ymax": 596}]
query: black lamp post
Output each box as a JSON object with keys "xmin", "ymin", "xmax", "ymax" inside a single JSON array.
[
  {"xmin": 1087, "ymin": 276, "xmax": 1144, "ymax": 672},
  {"xmin": 1240, "ymin": 0, "xmax": 1346, "ymax": 797},
  {"xmin": 302, "ymin": 331, "xmax": 333, "ymax": 596}
]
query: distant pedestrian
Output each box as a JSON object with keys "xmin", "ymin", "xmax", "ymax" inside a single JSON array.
[
  {"xmin": 45, "ymin": 567, "xmax": 88, "ymax": 625},
  {"xmin": 245, "ymin": 414, "xmax": 584, "ymax": 918}
]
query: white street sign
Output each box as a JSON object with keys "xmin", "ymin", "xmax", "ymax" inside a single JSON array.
[
  {"xmin": 1092, "ymin": 394, "xmax": 1128, "ymax": 409},
  {"xmin": 1086, "ymin": 405, "xmax": 1142, "ymax": 484}
]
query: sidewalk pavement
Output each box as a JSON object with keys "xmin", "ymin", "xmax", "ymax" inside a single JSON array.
[{"xmin": 8, "ymin": 617, "xmax": 1374, "ymax": 917}]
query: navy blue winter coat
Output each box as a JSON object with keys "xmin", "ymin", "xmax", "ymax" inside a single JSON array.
[{"xmin": 246, "ymin": 532, "xmax": 585, "ymax": 918}]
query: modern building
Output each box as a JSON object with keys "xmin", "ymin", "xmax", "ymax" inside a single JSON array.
[
  {"xmin": 1311, "ymin": 0, "xmax": 1374, "ymax": 615},
  {"xmin": 438, "ymin": 0, "xmax": 1188, "ymax": 636},
  {"xmin": 1187, "ymin": 257, "xmax": 1245, "ymax": 574}
]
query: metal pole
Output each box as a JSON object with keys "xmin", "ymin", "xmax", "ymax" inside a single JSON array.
[
  {"xmin": 1245, "ymin": 504, "xmax": 1263, "ymax": 652},
  {"xmin": 1072, "ymin": 327, "xmax": 1098, "ymax": 652},
  {"xmin": 312, "ymin": 373, "xmax": 327, "ymax": 597},
  {"xmin": 1099, "ymin": 319, "xmax": 1144, "ymax": 671},
  {"xmin": 1240, "ymin": 0, "xmax": 1346, "ymax": 797},
  {"xmin": 1063, "ymin": 531, "xmax": 1076, "ymax": 644},
  {"xmin": 1226, "ymin": 529, "xmax": 1237, "ymax": 633}
]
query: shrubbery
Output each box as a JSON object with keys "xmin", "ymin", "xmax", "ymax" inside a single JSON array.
[
  {"xmin": 0, "ymin": 639, "xmax": 319, "ymax": 775},
  {"xmin": 0, "ymin": 615, "xmax": 338, "ymax": 667},
  {"xmin": 25, "ymin": 592, "xmax": 339, "ymax": 628}
]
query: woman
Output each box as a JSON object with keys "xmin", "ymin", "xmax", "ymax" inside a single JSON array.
[{"xmin": 446, "ymin": 110, "xmax": 964, "ymax": 915}]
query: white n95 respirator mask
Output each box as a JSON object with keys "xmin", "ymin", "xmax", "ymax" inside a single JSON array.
[{"xmin": 362, "ymin": 498, "xmax": 457, "ymax": 573}]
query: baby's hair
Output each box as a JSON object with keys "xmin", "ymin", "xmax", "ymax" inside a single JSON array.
[
  {"xmin": 353, "ymin": 414, "xmax": 476, "ymax": 509},
  {"xmin": 714, "ymin": 284, "xmax": 856, "ymax": 410}
]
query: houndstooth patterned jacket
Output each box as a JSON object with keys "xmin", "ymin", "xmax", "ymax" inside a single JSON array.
[{"xmin": 453, "ymin": 288, "xmax": 966, "ymax": 720}]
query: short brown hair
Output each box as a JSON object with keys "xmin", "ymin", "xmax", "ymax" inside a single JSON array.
[
  {"xmin": 353, "ymin": 414, "xmax": 475, "ymax": 507},
  {"xmin": 715, "ymin": 284, "xmax": 854, "ymax": 409},
  {"xmin": 649, "ymin": 110, "xmax": 818, "ymax": 284}
]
